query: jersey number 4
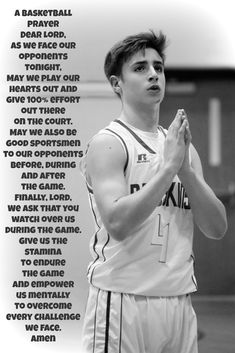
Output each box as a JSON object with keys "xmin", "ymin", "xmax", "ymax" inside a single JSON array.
[{"xmin": 151, "ymin": 214, "xmax": 169, "ymax": 263}]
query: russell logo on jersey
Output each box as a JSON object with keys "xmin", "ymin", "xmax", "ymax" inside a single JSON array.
[{"xmin": 137, "ymin": 153, "xmax": 150, "ymax": 163}]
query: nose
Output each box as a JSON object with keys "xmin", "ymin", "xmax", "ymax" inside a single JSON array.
[{"xmin": 148, "ymin": 66, "xmax": 158, "ymax": 81}]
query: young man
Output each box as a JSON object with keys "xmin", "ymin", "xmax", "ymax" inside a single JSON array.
[{"xmin": 80, "ymin": 31, "xmax": 227, "ymax": 353}]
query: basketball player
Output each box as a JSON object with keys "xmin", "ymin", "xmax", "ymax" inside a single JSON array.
[{"xmin": 80, "ymin": 31, "xmax": 227, "ymax": 353}]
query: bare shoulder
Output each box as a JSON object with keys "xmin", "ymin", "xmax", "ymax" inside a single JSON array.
[
  {"xmin": 86, "ymin": 132, "xmax": 127, "ymax": 184},
  {"xmin": 87, "ymin": 132, "xmax": 127, "ymax": 164}
]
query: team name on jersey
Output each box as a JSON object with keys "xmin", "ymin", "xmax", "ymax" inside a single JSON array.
[{"xmin": 130, "ymin": 181, "xmax": 191, "ymax": 210}]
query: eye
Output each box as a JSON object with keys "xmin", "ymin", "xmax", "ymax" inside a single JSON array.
[
  {"xmin": 134, "ymin": 65, "xmax": 145, "ymax": 72},
  {"xmin": 154, "ymin": 65, "xmax": 164, "ymax": 73}
]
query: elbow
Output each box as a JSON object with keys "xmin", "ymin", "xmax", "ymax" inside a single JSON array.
[
  {"xmin": 100, "ymin": 205, "xmax": 131, "ymax": 241},
  {"xmin": 204, "ymin": 216, "xmax": 228, "ymax": 240},
  {"xmin": 103, "ymin": 200, "xmax": 138, "ymax": 241},
  {"xmin": 201, "ymin": 203, "xmax": 228, "ymax": 240},
  {"xmin": 216, "ymin": 208, "xmax": 228, "ymax": 239},
  {"xmin": 104, "ymin": 218, "xmax": 127, "ymax": 242},
  {"xmin": 106, "ymin": 214, "xmax": 138, "ymax": 241},
  {"xmin": 107, "ymin": 225, "xmax": 127, "ymax": 242},
  {"xmin": 217, "ymin": 217, "xmax": 228, "ymax": 239},
  {"xmin": 107, "ymin": 225, "xmax": 123, "ymax": 242}
]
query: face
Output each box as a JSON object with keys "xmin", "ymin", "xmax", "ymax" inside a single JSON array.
[{"xmin": 114, "ymin": 48, "xmax": 166, "ymax": 107}]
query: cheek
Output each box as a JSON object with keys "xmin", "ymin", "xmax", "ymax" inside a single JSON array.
[
  {"xmin": 129, "ymin": 76, "xmax": 143, "ymax": 90},
  {"xmin": 123, "ymin": 78, "xmax": 140, "ymax": 94}
]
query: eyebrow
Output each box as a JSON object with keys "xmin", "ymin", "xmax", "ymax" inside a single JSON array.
[{"xmin": 131, "ymin": 60, "xmax": 163, "ymax": 67}]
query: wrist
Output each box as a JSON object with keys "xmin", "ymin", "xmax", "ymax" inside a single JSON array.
[
  {"xmin": 162, "ymin": 162, "xmax": 179, "ymax": 179},
  {"xmin": 178, "ymin": 165, "xmax": 194, "ymax": 180}
]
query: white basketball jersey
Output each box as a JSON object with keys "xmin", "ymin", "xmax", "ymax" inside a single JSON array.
[{"xmin": 81, "ymin": 119, "xmax": 197, "ymax": 296}]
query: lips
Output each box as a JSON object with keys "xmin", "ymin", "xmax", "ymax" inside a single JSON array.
[{"xmin": 147, "ymin": 84, "xmax": 160, "ymax": 92}]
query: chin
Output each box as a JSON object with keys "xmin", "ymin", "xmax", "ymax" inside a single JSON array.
[{"xmin": 149, "ymin": 96, "xmax": 163, "ymax": 104}]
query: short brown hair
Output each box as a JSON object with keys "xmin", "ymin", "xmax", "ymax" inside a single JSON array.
[{"xmin": 104, "ymin": 30, "xmax": 167, "ymax": 81}]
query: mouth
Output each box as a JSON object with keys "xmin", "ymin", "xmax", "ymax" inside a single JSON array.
[{"xmin": 147, "ymin": 84, "xmax": 160, "ymax": 92}]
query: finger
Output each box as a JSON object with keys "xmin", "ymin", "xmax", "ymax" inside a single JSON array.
[
  {"xmin": 178, "ymin": 109, "xmax": 189, "ymax": 126},
  {"xmin": 169, "ymin": 110, "xmax": 184, "ymax": 131},
  {"xmin": 184, "ymin": 126, "xmax": 192, "ymax": 145},
  {"xmin": 180, "ymin": 109, "xmax": 188, "ymax": 123},
  {"xmin": 187, "ymin": 127, "xmax": 192, "ymax": 142},
  {"xmin": 178, "ymin": 119, "xmax": 187, "ymax": 137},
  {"xmin": 184, "ymin": 119, "xmax": 189, "ymax": 132},
  {"xmin": 182, "ymin": 113, "xmax": 190, "ymax": 139}
]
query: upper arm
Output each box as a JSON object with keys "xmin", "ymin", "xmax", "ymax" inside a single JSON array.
[{"xmin": 86, "ymin": 133, "xmax": 128, "ymax": 225}]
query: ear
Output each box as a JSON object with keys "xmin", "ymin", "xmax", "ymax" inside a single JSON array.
[{"xmin": 110, "ymin": 75, "xmax": 122, "ymax": 95}]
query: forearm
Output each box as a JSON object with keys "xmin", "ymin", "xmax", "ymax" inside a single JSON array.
[
  {"xmin": 90, "ymin": 112, "xmax": 188, "ymax": 241},
  {"xmin": 179, "ymin": 167, "xmax": 227, "ymax": 239},
  {"xmin": 102, "ymin": 164, "xmax": 176, "ymax": 240}
]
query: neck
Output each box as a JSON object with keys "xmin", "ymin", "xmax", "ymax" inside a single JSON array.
[{"xmin": 120, "ymin": 102, "xmax": 160, "ymax": 132}]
